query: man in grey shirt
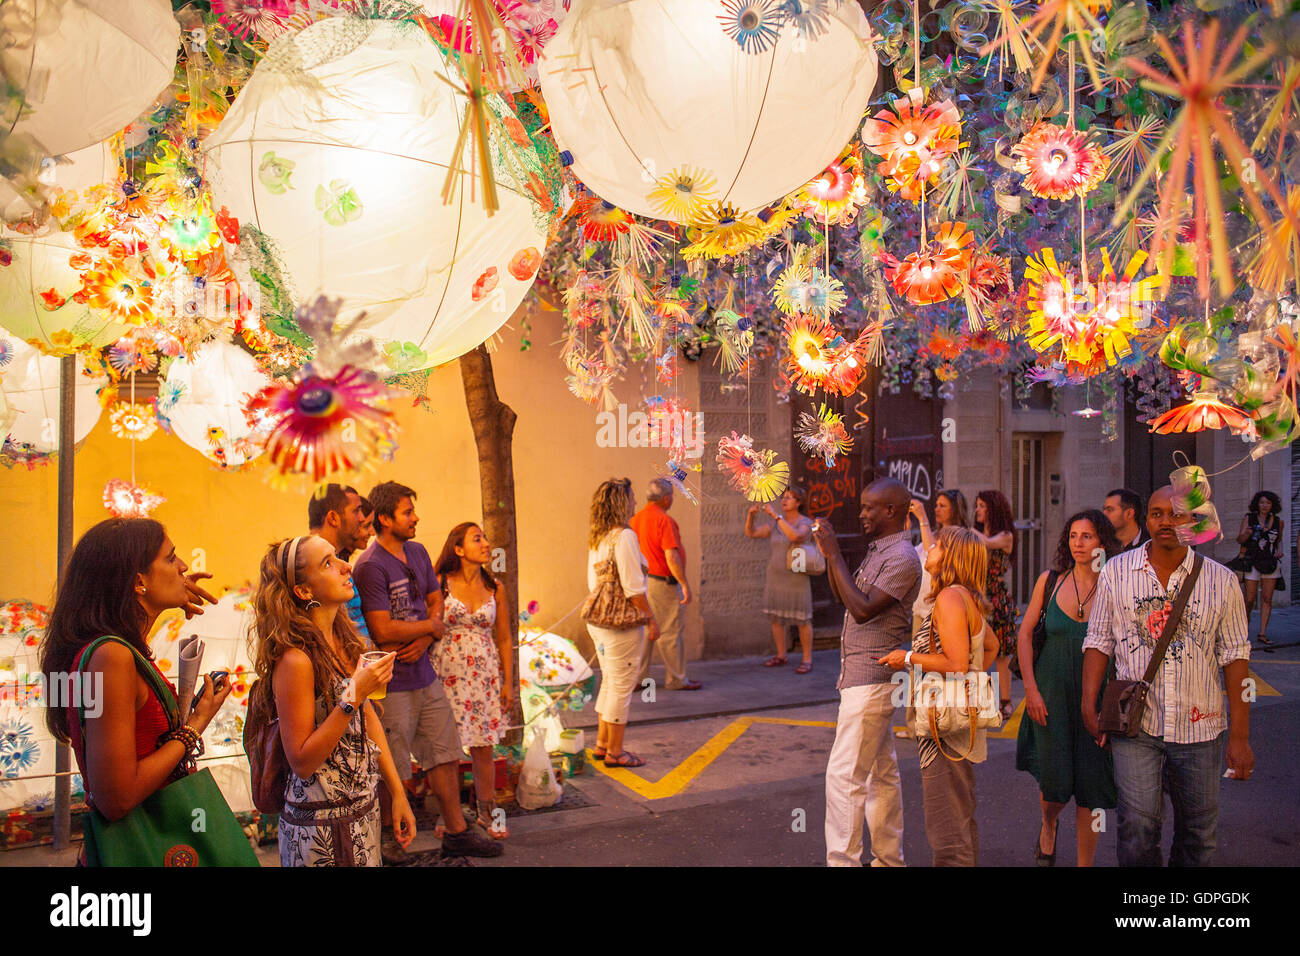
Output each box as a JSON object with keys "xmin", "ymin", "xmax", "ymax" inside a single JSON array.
[{"xmin": 812, "ymin": 478, "xmax": 921, "ymax": 866}]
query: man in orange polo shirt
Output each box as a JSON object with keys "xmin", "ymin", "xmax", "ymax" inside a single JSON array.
[{"xmin": 631, "ymin": 479, "xmax": 703, "ymax": 691}]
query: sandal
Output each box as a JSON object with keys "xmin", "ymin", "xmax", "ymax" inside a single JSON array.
[
  {"xmin": 591, "ymin": 747, "xmax": 607, "ymax": 761},
  {"xmin": 795, "ymin": 661, "xmax": 813, "ymax": 674},
  {"xmin": 603, "ymin": 751, "xmax": 646, "ymax": 768},
  {"xmin": 1258, "ymin": 634, "xmax": 1274, "ymax": 645},
  {"xmin": 764, "ymin": 655, "xmax": 789, "ymax": 667},
  {"xmin": 1035, "ymin": 819, "xmax": 1059, "ymax": 867}
]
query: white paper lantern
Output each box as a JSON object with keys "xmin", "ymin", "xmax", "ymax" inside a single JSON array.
[
  {"xmin": 203, "ymin": 17, "xmax": 554, "ymax": 371},
  {"xmin": 0, "ymin": 334, "xmax": 102, "ymax": 455},
  {"xmin": 161, "ymin": 339, "xmax": 272, "ymax": 468},
  {"xmin": 0, "ymin": 0, "xmax": 179, "ymax": 157},
  {"xmin": 539, "ymin": 0, "xmax": 877, "ymax": 222},
  {"xmin": 0, "ymin": 229, "xmax": 126, "ymax": 353}
]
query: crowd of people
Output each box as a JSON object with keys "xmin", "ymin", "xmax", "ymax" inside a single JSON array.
[{"xmin": 37, "ymin": 470, "xmax": 1269, "ymax": 867}]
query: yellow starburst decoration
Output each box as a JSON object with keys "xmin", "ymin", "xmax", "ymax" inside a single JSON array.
[
  {"xmin": 647, "ymin": 166, "xmax": 718, "ymax": 223},
  {"xmin": 1023, "ymin": 247, "xmax": 1160, "ymax": 370},
  {"xmin": 682, "ymin": 202, "xmax": 766, "ymax": 260}
]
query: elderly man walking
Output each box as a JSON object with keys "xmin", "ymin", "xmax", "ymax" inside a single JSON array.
[
  {"xmin": 812, "ymin": 478, "xmax": 921, "ymax": 867},
  {"xmin": 631, "ymin": 479, "xmax": 702, "ymax": 691}
]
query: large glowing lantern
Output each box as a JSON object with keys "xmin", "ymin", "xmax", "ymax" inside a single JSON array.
[
  {"xmin": 0, "ymin": 230, "xmax": 127, "ymax": 353},
  {"xmin": 203, "ymin": 17, "xmax": 553, "ymax": 371},
  {"xmin": 0, "ymin": 334, "xmax": 103, "ymax": 457},
  {"xmin": 0, "ymin": 0, "xmax": 179, "ymax": 157},
  {"xmin": 539, "ymin": 0, "xmax": 878, "ymax": 223},
  {"xmin": 161, "ymin": 339, "xmax": 272, "ymax": 468}
]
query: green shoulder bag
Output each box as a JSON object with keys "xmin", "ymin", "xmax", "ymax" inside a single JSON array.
[{"xmin": 75, "ymin": 636, "xmax": 260, "ymax": 867}]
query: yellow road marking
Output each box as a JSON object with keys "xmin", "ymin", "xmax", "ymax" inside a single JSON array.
[{"xmin": 589, "ymin": 715, "xmax": 834, "ymax": 799}]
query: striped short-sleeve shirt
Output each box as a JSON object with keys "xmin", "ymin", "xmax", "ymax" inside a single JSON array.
[
  {"xmin": 1083, "ymin": 543, "xmax": 1249, "ymax": 743},
  {"xmin": 837, "ymin": 530, "xmax": 922, "ymax": 690}
]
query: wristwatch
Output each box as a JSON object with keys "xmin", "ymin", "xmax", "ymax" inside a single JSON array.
[
  {"xmin": 904, "ymin": 651, "xmax": 914, "ymax": 668},
  {"xmin": 339, "ymin": 679, "xmax": 357, "ymax": 716},
  {"xmin": 339, "ymin": 699, "xmax": 358, "ymax": 717}
]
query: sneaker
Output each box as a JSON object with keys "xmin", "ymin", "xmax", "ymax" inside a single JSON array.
[
  {"xmin": 380, "ymin": 830, "xmax": 410, "ymax": 865},
  {"xmin": 440, "ymin": 825, "xmax": 505, "ymax": 858}
]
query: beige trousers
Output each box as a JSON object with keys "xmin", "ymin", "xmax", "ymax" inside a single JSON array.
[
  {"xmin": 639, "ymin": 577, "xmax": 688, "ymax": 688},
  {"xmin": 824, "ymin": 683, "xmax": 906, "ymax": 867}
]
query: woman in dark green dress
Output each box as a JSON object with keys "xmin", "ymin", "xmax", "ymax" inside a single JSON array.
[{"xmin": 1016, "ymin": 510, "xmax": 1119, "ymax": 867}]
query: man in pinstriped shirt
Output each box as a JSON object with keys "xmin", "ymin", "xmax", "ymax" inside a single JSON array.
[{"xmin": 1082, "ymin": 487, "xmax": 1254, "ymax": 867}]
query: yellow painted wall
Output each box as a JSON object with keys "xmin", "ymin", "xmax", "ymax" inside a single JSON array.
[{"xmin": 0, "ymin": 305, "xmax": 704, "ymax": 657}]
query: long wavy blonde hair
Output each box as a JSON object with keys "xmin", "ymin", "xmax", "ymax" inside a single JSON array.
[
  {"xmin": 927, "ymin": 526, "xmax": 991, "ymax": 615},
  {"xmin": 250, "ymin": 536, "xmax": 364, "ymax": 702},
  {"xmin": 589, "ymin": 478, "xmax": 633, "ymax": 549}
]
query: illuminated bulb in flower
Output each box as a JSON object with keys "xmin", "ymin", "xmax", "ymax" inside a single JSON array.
[
  {"xmin": 1044, "ymin": 297, "xmax": 1061, "ymax": 318},
  {"xmin": 844, "ymin": 356, "xmax": 858, "ymax": 368},
  {"xmin": 815, "ymin": 178, "xmax": 830, "ymax": 192},
  {"xmin": 902, "ymin": 130, "xmax": 917, "ymax": 146},
  {"xmin": 1105, "ymin": 307, "xmax": 1120, "ymax": 323},
  {"xmin": 798, "ymin": 351, "xmax": 815, "ymax": 370},
  {"xmin": 1046, "ymin": 148, "xmax": 1068, "ymax": 172},
  {"xmin": 919, "ymin": 264, "xmax": 934, "ymax": 279}
]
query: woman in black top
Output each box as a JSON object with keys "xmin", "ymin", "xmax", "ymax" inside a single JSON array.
[{"xmin": 1236, "ymin": 491, "xmax": 1284, "ymax": 645}]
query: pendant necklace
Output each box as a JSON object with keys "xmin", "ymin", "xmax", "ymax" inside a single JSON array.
[{"xmin": 1071, "ymin": 566, "xmax": 1099, "ymax": 620}]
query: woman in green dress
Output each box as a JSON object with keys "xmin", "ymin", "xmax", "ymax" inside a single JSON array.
[{"xmin": 1016, "ymin": 509, "xmax": 1120, "ymax": 867}]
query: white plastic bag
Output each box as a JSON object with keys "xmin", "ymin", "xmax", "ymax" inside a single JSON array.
[{"xmin": 515, "ymin": 727, "xmax": 561, "ymax": 810}]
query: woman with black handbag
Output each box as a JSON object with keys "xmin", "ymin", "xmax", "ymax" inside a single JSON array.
[
  {"xmin": 1236, "ymin": 491, "xmax": 1284, "ymax": 645},
  {"xmin": 1014, "ymin": 510, "xmax": 1120, "ymax": 866},
  {"xmin": 40, "ymin": 518, "xmax": 256, "ymax": 866}
]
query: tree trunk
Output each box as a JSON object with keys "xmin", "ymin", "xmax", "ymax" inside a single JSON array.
[{"xmin": 458, "ymin": 344, "xmax": 523, "ymax": 746}]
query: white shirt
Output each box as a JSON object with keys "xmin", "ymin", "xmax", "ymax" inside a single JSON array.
[
  {"xmin": 587, "ymin": 528, "xmax": 648, "ymax": 597},
  {"xmin": 1083, "ymin": 543, "xmax": 1249, "ymax": 743}
]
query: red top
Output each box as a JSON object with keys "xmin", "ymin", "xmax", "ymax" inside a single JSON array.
[
  {"xmin": 69, "ymin": 653, "xmax": 176, "ymax": 778},
  {"xmin": 630, "ymin": 503, "xmax": 683, "ymax": 579}
]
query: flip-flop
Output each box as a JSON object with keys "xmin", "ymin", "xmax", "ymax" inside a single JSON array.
[
  {"xmin": 764, "ymin": 656, "xmax": 789, "ymax": 667},
  {"xmin": 795, "ymin": 661, "xmax": 813, "ymax": 674},
  {"xmin": 604, "ymin": 751, "xmax": 645, "ymax": 768},
  {"xmin": 1258, "ymin": 635, "xmax": 1274, "ymax": 645}
]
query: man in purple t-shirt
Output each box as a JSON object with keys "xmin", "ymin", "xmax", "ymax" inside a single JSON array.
[{"xmin": 353, "ymin": 481, "xmax": 501, "ymax": 861}]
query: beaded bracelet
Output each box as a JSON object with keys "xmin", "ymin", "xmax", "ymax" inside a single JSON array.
[{"xmin": 158, "ymin": 725, "xmax": 205, "ymax": 777}]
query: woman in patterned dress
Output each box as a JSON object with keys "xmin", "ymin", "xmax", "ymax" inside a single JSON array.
[
  {"xmin": 973, "ymin": 490, "xmax": 1018, "ymax": 719},
  {"xmin": 433, "ymin": 522, "xmax": 515, "ymax": 839},
  {"xmin": 252, "ymin": 534, "xmax": 415, "ymax": 866}
]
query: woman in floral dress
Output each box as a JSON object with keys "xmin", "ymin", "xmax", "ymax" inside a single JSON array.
[
  {"xmin": 973, "ymin": 490, "xmax": 1018, "ymax": 719},
  {"xmin": 434, "ymin": 522, "xmax": 515, "ymax": 839}
]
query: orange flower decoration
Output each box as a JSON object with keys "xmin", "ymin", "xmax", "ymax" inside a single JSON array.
[
  {"xmin": 861, "ymin": 90, "xmax": 962, "ymax": 202},
  {"xmin": 83, "ymin": 260, "xmax": 157, "ymax": 324},
  {"xmin": 879, "ymin": 221, "xmax": 974, "ymax": 305},
  {"xmin": 1149, "ymin": 389, "xmax": 1253, "ymax": 435},
  {"xmin": 577, "ymin": 197, "xmax": 632, "ymax": 243},
  {"xmin": 1012, "ymin": 122, "xmax": 1111, "ymax": 201}
]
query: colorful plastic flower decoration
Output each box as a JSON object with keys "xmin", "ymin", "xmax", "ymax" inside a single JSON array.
[
  {"xmin": 860, "ymin": 90, "xmax": 962, "ymax": 202},
  {"xmin": 82, "ymin": 260, "xmax": 158, "ymax": 325},
  {"xmin": 712, "ymin": 309, "xmax": 754, "ymax": 375},
  {"xmin": 878, "ymin": 221, "xmax": 974, "ymax": 306},
  {"xmin": 1168, "ymin": 464, "xmax": 1222, "ymax": 545},
  {"xmin": 577, "ymin": 197, "xmax": 633, "ymax": 243},
  {"xmin": 1012, "ymin": 122, "xmax": 1110, "ymax": 201},
  {"xmin": 109, "ymin": 402, "xmax": 158, "ymax": 441},
  {"xmin": 795, "ymin": 404, "xmax": 853, "ymax": 467},
  {"xmin": 683, "ymin": 202, "xmax": 767, "ymax": 259},
  {"xmin": 315, "ymin": 179, "xmax": 364, "ymax": 227},
  {"xmin": 962, "ymin": 247, "xmax": 1014, "ymax": 331},
  {"xmin": 244, "ymin": 297, "xmax": 398, "ymax": 483},
  {"xmin": 647, "ymin": 166, "xmax": 718, "ymax": 224},
  {"xmin": 772, "ymin": 248, "xmax": 847, "ymax": 317},
  {"xmin": 792, "ymin": 150, "xmax": 867, "ymax": 225},
  {"xmin": 716, "ymin": 431, "xmax": 789, "ymax": 502},
  {"xmin": 783, "ymin": 314, "xmax": 876, "ymax": 396},
  {"xmin": 102, "ymin": 478, "xmax": 165, "ymax": 518},
  {"xmin": 1148, "ymin": 389, "xmax": 1253, "ymax": 436},
  {"xmin": 1114, "ymin": 19, "xmax": 1297, "ymax": 298},
  {"xmin": 718, "ymin": 0, "xmax": 784, "ymax": 54},
  {"xmin": 564, "ymin": 351, "xmax": 620, "ymax": 410},
  {"xmin": 979, "ymin": 0, "xmax": 1109, "ymax": 93}
]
